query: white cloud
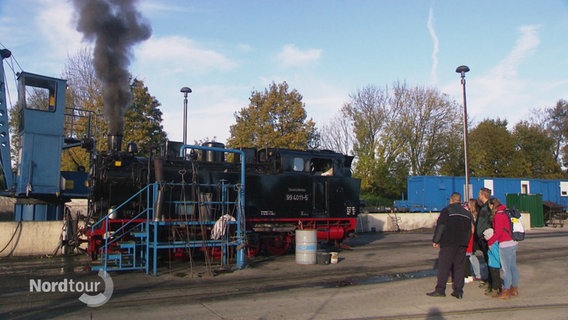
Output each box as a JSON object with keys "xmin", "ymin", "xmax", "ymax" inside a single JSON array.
[
  {"xmin": 443, "ymin": 25, "xmax": 544, "ymax": 128},
  {"xmin": 140, "ymin": 1, "xmax": 196, "ymax": 14},
  {"xmin": 427, "ymin": 6, "xmax": 439, "ymax": 84},
  {"xmin": 489, "ymin": 25, "xmax": 541, "ymax": 79},
  {"xmin": 136, "ymin": 36, "xmax": 238, "ymax": 76},
  {"xmin": 36, "ymin": 0, "xmax": 83, "ymax": 60},
  {"xmin": 276, "ymin": 44, "xmax": 322, "ymax": 67},
  {"xmin": 473, "ymin": 25, "xmax": 541, "ymax": 116}
]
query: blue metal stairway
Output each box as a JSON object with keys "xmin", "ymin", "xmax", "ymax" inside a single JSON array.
[
  {"xmin": 90, "ymin": 145, "xmax": 248, "ymax": 275},
  {"xmin": 90, "ymin": 187, "xmax": 152, "ymax": 273}
]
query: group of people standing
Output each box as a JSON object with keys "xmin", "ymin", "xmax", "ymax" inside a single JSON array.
[{"xmin": 426, "ymin": 187, "xmax": 520, "ymax": 300}]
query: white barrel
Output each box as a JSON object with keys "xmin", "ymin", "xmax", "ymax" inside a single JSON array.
[{"xmin": 295, "ymin": 229, "xmax": 317, "ymax": 264}]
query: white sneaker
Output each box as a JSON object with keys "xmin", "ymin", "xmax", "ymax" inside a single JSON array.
[{"xmin": 464, "ymin": 276, "xmax": 474, "ymax": 284}]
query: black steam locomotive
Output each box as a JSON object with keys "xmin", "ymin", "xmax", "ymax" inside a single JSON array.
[{"xmin": 86, "ymin": 136, "xmax": 361, "ymax": 258}]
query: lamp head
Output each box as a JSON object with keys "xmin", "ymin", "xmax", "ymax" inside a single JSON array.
[{"xmin": 455, "ymin": 65, "xmax": 470, "ymax": 76}]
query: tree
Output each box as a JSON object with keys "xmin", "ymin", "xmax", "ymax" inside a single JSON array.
[
  {"xmin": 343, "ymin": 85, "xmax": 398, "ymax": 196},
  {"xmin": 319, "ymin": 109, "xmax": 353, "ymax": 155},
  {"xmin": 123, "ymin": 79, "xmax": 167, "ymax": 156},
  {"xmin": 392, "ymin": 84, "xmax": 462, "ymax": 176},
  {"xmin": 543, "ymin": 99, "xmax": 568, "ymax": 167},
  {"xmin": 227, "ymin": 81, "xmax": 318, "ymax": 149},
  {"xmin": 8, "ymin": 101, "xmax": 23, "ymax": 166},
  {"xmin": 340, "ymin": 83, "xmax": 462, "ymax": 201},
  {"xmin": 59, "ymin": 48, "xmax": 167, "ymax": 170},
  {"xmin": 512, "ymin": 121, "xmax": 564, "ymax": 178},
  {"xmin": 468, "ymin": 118, "xmax": 522, "ymax": 177},
  {"xmin": 61, "ymin": 48, "xmax": 105, "ymax": 171}
]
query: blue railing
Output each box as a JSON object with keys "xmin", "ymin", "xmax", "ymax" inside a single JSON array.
[
  {"xmin": 91, "ymin": 144, "xmax": 247, "ymax": 275},
  {"xmin": 90, "ymin": 183, "xmax": 155, "ymax": 273}
]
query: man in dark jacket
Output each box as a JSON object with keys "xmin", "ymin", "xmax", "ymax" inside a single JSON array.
[
  {"xmin": 427, "ymin": 192, "xmax": 474, "ymax": 299},
  {"xmin": 475, "ymin": 187, "xmax": 499, "ymax": 293}
]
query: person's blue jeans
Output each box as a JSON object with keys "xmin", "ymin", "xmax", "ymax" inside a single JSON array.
[
  {"xmin": 468, "ymin": 253, "xmax": 481, "ymax": 278},
  {"xmin": 499, "ymin": 244, "xmax": 519, "ymax": 289}
]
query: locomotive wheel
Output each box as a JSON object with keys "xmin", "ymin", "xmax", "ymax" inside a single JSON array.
[
  {"xmin": 246, "ymin": 246, "xmax": 260, "ymax": 258},
  {"xmin": 245, "ymin": 234, "xmax": 261, "ymax": 258},
  {"xmin": 91, "ymin": 249, "xmax": 98, "ymax": 261},
  {"xmin": 89, "ymin": 236, "xmax": 102, "ymax": 261},
  {"xmin": 206, "ymin": 247, "xmax": 223, "ymax": 260},
  {"xmin": 263, "ymin": 233, "xmax": 291, "ymax": 256}
]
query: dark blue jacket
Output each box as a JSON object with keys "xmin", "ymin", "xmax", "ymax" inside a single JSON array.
[{"xmin": 433, "ymin": 203, "xmax": 473, "ymax": 247}]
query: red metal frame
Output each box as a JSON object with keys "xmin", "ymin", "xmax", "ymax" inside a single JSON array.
[
  {"xmin": 86, "ymin": 216, "xmax": 358, "ymax": 260},
  {"xmin": 247, "ymin": 217, "xmax": 357, "ymax": 241}
]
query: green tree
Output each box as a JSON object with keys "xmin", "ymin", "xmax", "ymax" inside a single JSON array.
[
  {"xmin": 513, "ymin": 121, "xmax": 564, "ymax": 178},
  {"xmin": 468, "ymin": 119, "xmax": 521, "ymax": 177},
  {"xmin": 123, "ymin": 79, "xmax": 167, "ymax": 156},
  {"xmin": 437, "ymin": 118, "xmax": 467, "ymax": 177},
  {"xmin": 227, "ymin": 81, "xmax": 318, "ymax": 149},
  {"xmin": 543, "ymin": 99, "xmax": 568, "ymax": 167},
  {"xmin": 343, "ymin": 85, "xmax": 400, "ymax": 197}
]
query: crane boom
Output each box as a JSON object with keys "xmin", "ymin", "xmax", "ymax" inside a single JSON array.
[{"xmin": 0, "ymin": 49, "xmax": 13, "ymax": 193}]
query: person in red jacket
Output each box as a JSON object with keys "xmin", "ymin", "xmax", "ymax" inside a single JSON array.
[{"xmin": 487, "ymin": 197, "xmax": 520, "ymax": 299}]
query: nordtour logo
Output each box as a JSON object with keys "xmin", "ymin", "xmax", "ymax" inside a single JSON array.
[{"xmin": 29, "ymin": 270, "xmax": 114, "ymax": 307}]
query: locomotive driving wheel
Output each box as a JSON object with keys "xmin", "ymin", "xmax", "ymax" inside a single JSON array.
[
  {"xmin": 245, "ymin": 234, "xmax": 262, "ymax": 258},
  {"xmin": 263, "ymin": 232, "xmax": 291, "ymax": 256}
]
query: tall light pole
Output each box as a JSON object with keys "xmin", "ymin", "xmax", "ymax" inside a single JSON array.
[
  {"xmin": 180, "ymin": 86, "xmax": 192, "ymax": 145},
  {"xmin": 456, "ymin": 65, "xmax": 470, "ymax": 201}
]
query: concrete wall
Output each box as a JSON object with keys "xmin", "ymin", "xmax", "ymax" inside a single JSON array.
[
  {"xmin": 357, "ymin": 212, "xmax": 440, "ymax": 232},
  {"xmin": 357, "ymin": 212, "xmax": 532, "ymax": 233},
  {"xmin": 0, "ymin": 199, "xmax": 88, "ymax": 257},
  {"xmin": 0, "ymin": 221, "xmax": 63, "ymax": 257},
  {"xmin": 0, "ymin": 211, "xmax": 533, "ymax": 257}
]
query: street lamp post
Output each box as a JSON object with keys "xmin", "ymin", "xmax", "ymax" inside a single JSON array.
[
  {"xmin": 456, "ymin": 65, "xmax": 470, "ymax": 202},
  {"xmin": 180, "ymin": 86, "xmax": 192, "ymax": 145}
]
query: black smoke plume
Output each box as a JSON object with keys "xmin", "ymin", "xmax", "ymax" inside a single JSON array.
[{"xmin": 72, "ymin": 0, "xmax": 151, "ymax": 136}]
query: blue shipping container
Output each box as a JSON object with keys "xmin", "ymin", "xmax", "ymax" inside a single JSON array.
[{"xmin": 397, "ymin": 176, "xmax": 568, "ymax": 212}]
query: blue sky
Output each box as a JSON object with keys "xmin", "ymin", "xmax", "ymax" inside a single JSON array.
[{"xmin": 2, "ymin": 0, "xmax": 568, "ymax": 144}]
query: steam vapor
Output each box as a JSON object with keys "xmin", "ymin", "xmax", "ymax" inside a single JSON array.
[{"xmin": 72, "ymin": 0, "xmax": 151, "ymax": 136}]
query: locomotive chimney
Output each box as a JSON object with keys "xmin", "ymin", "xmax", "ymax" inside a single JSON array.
[{"xmin": 108, "ymin": 134, "xmax": 123, "ymax": 152}]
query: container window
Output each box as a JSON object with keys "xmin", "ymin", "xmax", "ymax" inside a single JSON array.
[
  {"xmin": 560, "ymin": 181, "xmax": 568, "ymax": 197},
  {"xmin": 521, "ymin": 180, "xmax": 530, "ymax": 194},
  {"xmin": 484, "ymin": 180, "xmax": 494, "ymax": 195}
]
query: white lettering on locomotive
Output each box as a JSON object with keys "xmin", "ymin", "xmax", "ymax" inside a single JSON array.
[
  {"xmin": 286, "ymin": 194, "xmax": 309, "ymax": 201},
  {"xmin": 346, "ymin": 206, "xmax": 356, "ymax": 215}
]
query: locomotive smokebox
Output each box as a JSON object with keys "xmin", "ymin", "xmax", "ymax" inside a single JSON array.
[{"xmin": 108, "ymin": 134, "xmax": 123, "ymax": 152}]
